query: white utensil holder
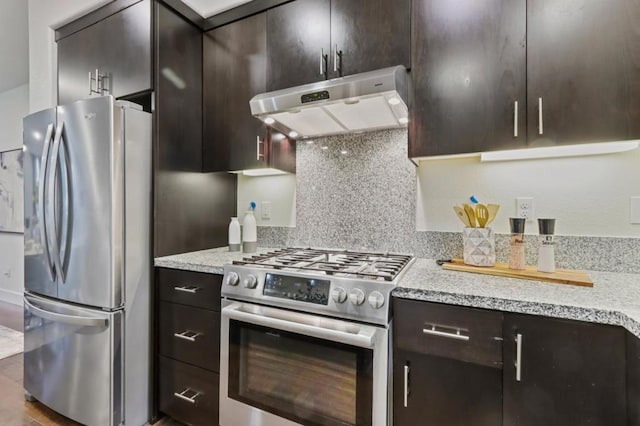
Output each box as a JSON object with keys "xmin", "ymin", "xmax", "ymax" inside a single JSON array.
[{"xmin": 462, "ymin": 227, "xmax": 496, "ymax": 267}]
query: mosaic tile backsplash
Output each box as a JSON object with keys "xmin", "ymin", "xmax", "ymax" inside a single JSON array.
[{"xmin": 257, "ymin": 129, "xmax": 640, "ymax": 273}]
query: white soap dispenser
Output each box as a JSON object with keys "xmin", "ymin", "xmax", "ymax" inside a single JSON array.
[
  {"xmin": 228, "ymin": 217, "xmax": 241, "ymax": 252},
  {"xmin": 242, "ymin": 202, "xmax": 257, "ymax": 253}
]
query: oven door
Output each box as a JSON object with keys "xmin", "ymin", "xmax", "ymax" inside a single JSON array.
[{"xmin": 220, "ymin": 300, "xmax": 389, "ymax": 426}]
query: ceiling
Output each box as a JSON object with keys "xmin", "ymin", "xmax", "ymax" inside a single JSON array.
[
  {"xmin": 0, "ymin": 0, "xmax": 29, "ymax": 94},
  {"xmin": 180, "ymin": 0, "xmax": 253, "ymax": 18}
]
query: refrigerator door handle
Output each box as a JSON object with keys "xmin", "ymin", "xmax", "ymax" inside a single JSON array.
[
  {"xmin": 39, "ymin": 123, "xmax": 56, "ymax": 281},
  {"xmin": 24, "ymin": 297, "xmax": 108, "ymax": 327},
  {"xmin": 48, "ymin": 121, "xmax": 66, "ymax": 283},
  {"xmin": 58, "ymin": 130, "xmax": 72, "ymax": 278}
]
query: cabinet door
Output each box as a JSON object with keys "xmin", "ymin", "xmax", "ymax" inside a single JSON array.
[
  {"xmin": 527, "ymin": 0, "xmax": 640, "ymax": 146},
  {"xmin": 203, "ymin": 13, "xmax": 268, "ymax": 172},
  {"xmin": 393, "ymin": 349, "xmax": 502, "ymax": 426},
  {"xmin": 266, "ymin": 0, "xmax": 331, "ymax": 91},
  {"xmin": 503, "ymin": 314, "xmax": 626, "ymax": 426},
  {"xmin": 330, "ymin": 0, "xmax": 410, "ymax": 77},
  {"xmin": 409, "ymin": 0, "xmax": 526, "ymax": 157},
  {"xmin": 628, "ymin": 332, "xmax": 640, "ymax": 426},
  {"xmin": 58, "ymin": 0, "xmax": 151, "ymax": 105}
]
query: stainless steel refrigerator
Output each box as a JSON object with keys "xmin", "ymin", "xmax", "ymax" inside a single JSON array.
[{"xmin": 22, "ymin": 95, "xmax": 151, "ymax": 426}]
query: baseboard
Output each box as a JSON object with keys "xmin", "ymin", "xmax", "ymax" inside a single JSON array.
[{"xmin": 0, "ymin": 288, "xmax": 23, "ymax": 306}]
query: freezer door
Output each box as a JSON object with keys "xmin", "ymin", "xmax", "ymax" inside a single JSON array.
[
  {"xmin": 23, "ymin": 293, "xmax": 122, "ymax": 426},
  {"xmin": 23, "ymin": 109, "xmax": 58, "ymax": 299},
  {"xmin": 55, "ymin": 96, "xmax": 124, "ymax": 309}
]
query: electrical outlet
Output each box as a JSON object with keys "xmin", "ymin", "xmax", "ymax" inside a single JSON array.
[
  {"xmin": 516, "ymin": 197, "xmax": 534, "ymax": 220},
  {"xmin": 261, "ymin": 201, "xmax": 272, "ymax": 220},
  {"xmin": 631, "ymin": 196, "xmax": 640, "ymax": 224}
]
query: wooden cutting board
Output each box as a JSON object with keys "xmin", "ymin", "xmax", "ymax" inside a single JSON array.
[{"xmin": 441, "ymin": 259, "xmax": 593, "ymax": 287}]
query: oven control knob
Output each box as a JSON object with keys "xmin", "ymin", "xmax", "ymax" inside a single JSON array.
[
  {"xmin": 349, "ymin": 289, "xmax": 365, "ymax": 306},
  {"xmin": 225, "ymin": 272, "xmax": 239, "ymax": 286},
  {"xmin": 331, "ymin": 287, "xmax": 347, "ymax": 304},
  {"xmin": 368, "ymin": 291, "xmax": 385, "ymax": 309},
  {"xmin": 243, "ymin": 274, "xmax": 258, "ymax": 289}
]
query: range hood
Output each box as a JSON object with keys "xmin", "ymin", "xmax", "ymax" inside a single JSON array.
[{"xmin": 250, "ymin": 66, "xmax": 409, "ymax": 139}]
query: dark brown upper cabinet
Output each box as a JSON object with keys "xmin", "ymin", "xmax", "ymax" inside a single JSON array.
[
  {"xmin": 409, "ymin": 0, "xmax": 527, "ymax": 157},
  {"xmin": 266, "ymin": 0, "xmax": 331, "ymax": 91},
  {"xmin": 266, "ymin": 0, "xmax": 411, "ymax": 91},
  {"xmin": 330, "ymin": 0, "xmax": 411, "ymax": 77},
  {"xmin": 203, "ymin": 13, "xmax": 296, "ymax": 173},
  {"xmin": 57, "ymin": 0, "xmax": 151, "ymax": 105},
  {"xmin": 203, "ymin": 12, "xmax": 268, "ymax": 172},
  {"xmin": 503, "ymin": 314, "xmax": 627, "ymax": 426},
  {"xmin": 526, "ymin": 0, "xmax": 640, "ymax": 146}
]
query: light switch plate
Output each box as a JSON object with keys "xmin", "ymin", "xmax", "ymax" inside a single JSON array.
[
  {"xmin": 631, "ymin": 197, "xmax": 640, "ymax": 224},
  {"xmin": 261, "ymin": 201, "xmax": 272, "ymax": 220}
]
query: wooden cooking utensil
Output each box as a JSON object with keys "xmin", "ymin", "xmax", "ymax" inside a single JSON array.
[
  {"xmin": 463, "ymin": 203, "xmax": 477, "ymax": 228},
  {"xmin": 486, "ymin": 203, "xmax": 500, "ymax": 226},
  {"xmin": 453, "ymin": 206, "xmax": 471, "ymax": 227},
  {"xmin": 475, "ymin": 204, "xmax": 489, "ymax": 228}
]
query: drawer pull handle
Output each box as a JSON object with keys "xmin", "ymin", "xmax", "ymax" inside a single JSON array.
[
  {"xmin": 173, "ymin": 330, "xmax": 202, "ymax": 342},
  {"xmin": 174, "ymin": 388, "xmax": 201, "ymax": 404},
  {"xmin": 174, "ymin": 285, "xmax": 199, "ymax": 294},
  {"xmin": 422, "ymin": 325, "xmax": 470, "ymax": 341}
]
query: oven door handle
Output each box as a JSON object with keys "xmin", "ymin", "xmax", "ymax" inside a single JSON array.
[{"xmin": 223, "ymin": 303, "xmax": 377, "ymax": 348}]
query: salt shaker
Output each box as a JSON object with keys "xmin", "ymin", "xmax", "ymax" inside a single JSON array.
[
  {"xmin": 537, "ymin": 218, "xmax": 556, "ymax": 273},
  {"xmin": 508, "ymin": 218, "xmax": 526, "ymax": 270}
]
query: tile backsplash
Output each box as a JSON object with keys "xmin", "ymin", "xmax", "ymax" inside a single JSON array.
[{"xmin": 250, "ymin": 129, "xmax": 640, "ymax": 273}]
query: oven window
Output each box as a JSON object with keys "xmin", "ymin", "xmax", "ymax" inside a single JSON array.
[{"xmin": 228, "ymin": 320, "xmax": 373, "ymax": 426}]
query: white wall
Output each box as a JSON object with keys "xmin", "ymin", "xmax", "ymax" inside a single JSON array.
[
  {"xmin": 0, "ymin": 84, "xmax": 29, "ymax": 304},
  {"xmin": 416, "ymin": 149, "xmax": 640, "ymax": 237},
  {"xmin": 28, "ymin": 0, "xmax": 111, "ymax": 112},
  {"xmin": 237, "ymin": 174, "xmax": 296, "ymax": 227}
]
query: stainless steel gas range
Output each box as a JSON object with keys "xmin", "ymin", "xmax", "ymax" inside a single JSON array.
[{"xmin": 219, "ymin": 248, "xmax": 414, "ymax": 426}]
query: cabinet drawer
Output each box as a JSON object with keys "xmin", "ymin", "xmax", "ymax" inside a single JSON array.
[
  {"xmin": 159, "ymin": 356, "xmax": 219, "ymax": 426},
  {"xmin": 159, "ymin": 302, "xmax": 220, "ymax": 372},
  {"xmin": 394, "ymin": 298, "xmax": 503, "ymax": 368},
  {"xmin": 158, "ymin": 268, "xmax": 222, "ymax": 311}
]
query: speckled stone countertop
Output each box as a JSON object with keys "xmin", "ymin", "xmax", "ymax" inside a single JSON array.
[
  {"xmin": 394, "ymin": 259, "xmax": 640, "ymax": 338},
  {"xmin": 154, "ymin": 247, "xmax": 279, "ymax": 275},
  {"xmin": 155, "ymin": 248, "xmax": 640, "ymax": 338}
]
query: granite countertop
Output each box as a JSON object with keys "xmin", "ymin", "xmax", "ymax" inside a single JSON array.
[
  {"xmin": 154, "ymin": 247, "xmax": 640, "ymax": 338},
  {"xmin": 394, "ymin": 258, "xmax": 640, "ymax": 338},
  {"xmin": 154, "ymin": 247, "xmax": 280, "ymax": 274}
]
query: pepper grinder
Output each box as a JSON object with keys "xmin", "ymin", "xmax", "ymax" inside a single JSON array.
[
  {"xmin": 537, "ymin": 218, "xmax": 556, "ymax": 273},
  {"xmin": 509, "ymin": 218, "xmax": 526, "ymax": 270}
]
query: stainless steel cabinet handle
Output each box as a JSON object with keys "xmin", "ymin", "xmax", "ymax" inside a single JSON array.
[
  {"xmin": 174, "ymin": 388, "xmax": 201, "ymax": 404},
  {"xmin": 256, "ymin": 136, "xmax": 264, "ymax": 161},
  {"xmin": 334, "ymin": 44, "xmax": 342, "ymax": 75},
  {"xmin": 514, "ymin": 100, "xmax": 519, "ymax": 138},
  {"xmin": 320, "ymin": 48, "xmax": 325, "ymax": 75},
  {"xmin": 403, "ymin": 364, "xmax": 410, "ymax": 408},
  {"xmin": 515, "ymin": 333, "xmax": 523, "ymax": 381},
  {"xmin": 538, "ymin": 97, "xmax": 544, "ymax": 135},
  {"xmin": 174, "ymin": 285, "xmax": 199, "ymax": 294},
  {"xmin": 39, "ymin": 123, "xmax": 55, "ymax": 281},
  {"xmin": 423, "ymin": 325, "xmax": 470, "ymax": 341},
  {"xmin": 174, "ymin": 331, "xmax": 202, "ymax": 342},
  {"xmin": 88, "ymin": 72, "xmax": 93, "ymax": 95}
]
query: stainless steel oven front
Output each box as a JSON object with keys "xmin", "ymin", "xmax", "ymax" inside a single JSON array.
[{"xmin": 220, "ymin": 299, "xmax": 391, "ymax": 426}]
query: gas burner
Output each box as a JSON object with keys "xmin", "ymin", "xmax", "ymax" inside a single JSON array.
[{"xmin": 233, "ymin": 248, "xmax": 414, "ymax": 282}]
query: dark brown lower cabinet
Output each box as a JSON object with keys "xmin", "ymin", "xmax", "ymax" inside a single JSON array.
[
  {"xmin": 628, "ymin": 332, "xmax": 640, "ymax": 426},
  {"xmin": 503, "ymin": 314, "xmax": 627, "ymax": 426},
  {"xmin": 393, "ymin": 349, "xmax": 502, "ymax": 426},
  {"xmin": 159, "ymin": 356, "xmax": 219, "ymax": 425},
  {"xmin": 156, "ymin": 268, "xmax": 222, "ymax": 426}
]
